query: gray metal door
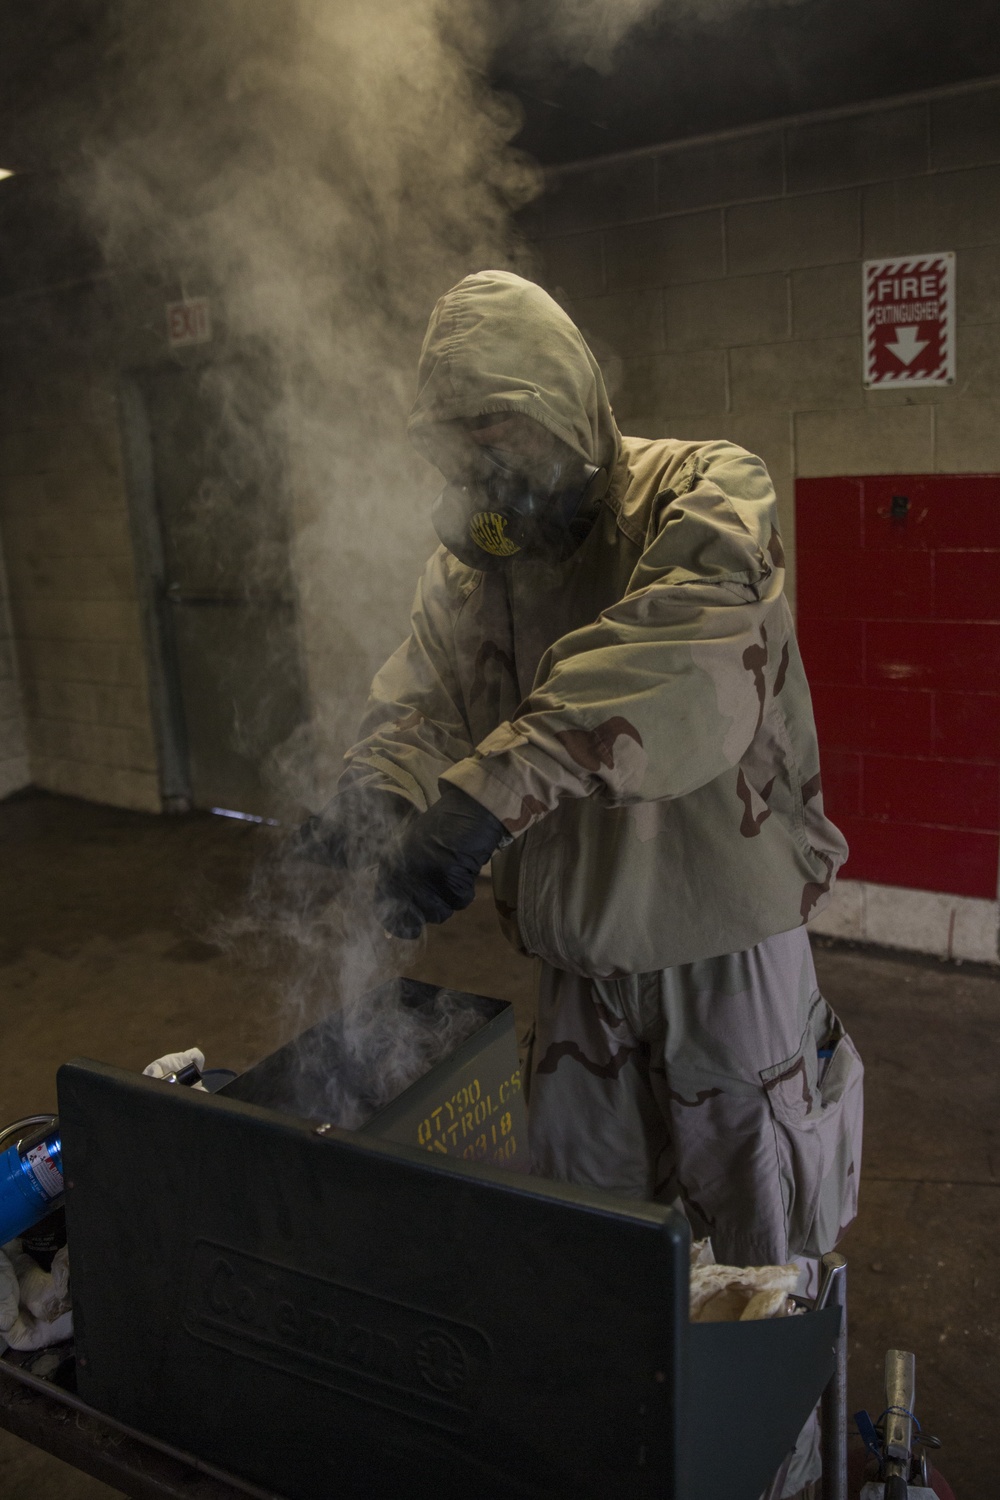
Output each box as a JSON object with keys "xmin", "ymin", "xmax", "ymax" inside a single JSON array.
[{"xmin": 130, "ymin": 361, "xmax": 309, "ymax": 817}]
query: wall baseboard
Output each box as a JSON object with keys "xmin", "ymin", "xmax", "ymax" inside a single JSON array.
[{"xmin": 809, "ymin": 879, "xmax": 999, "ymax": 966}]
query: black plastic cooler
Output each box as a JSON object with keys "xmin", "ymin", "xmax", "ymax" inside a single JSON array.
[{"xmin": 58, "ymin": 978, "xmax": 839, "ymax": 1500}]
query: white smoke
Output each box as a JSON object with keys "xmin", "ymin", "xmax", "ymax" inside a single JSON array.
[
  {"xmin": 65, "ymin": 0, "xmax": 787, "ymax": 1091},
  {"xmin": 502, "ymin": 0, "xmax": 805, "ymax": 72}
]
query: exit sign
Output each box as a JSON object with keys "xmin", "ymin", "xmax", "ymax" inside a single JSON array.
[
  {"xmin": 166, "ymin": 297, "xmax": 212, "ymax": 348},
  {"xmin": 863, "ymin": 253, "xmax": 955, "ymax": 389}
]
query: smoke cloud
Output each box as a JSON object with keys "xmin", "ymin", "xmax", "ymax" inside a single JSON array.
[
  {"xmin": 65, "ymin": 0, "xmax": 549, "ymax": 1073},
  {"xmin": 57, "ymin": 0, "xmax": 786, "ymax": 1088},
  {"xmin": 77, "ymin": 0, "xmax": 539, "ymax": 819},
  {"xmin": 497, "ymin": 0, "xmax": 804, "ymax": 75}
]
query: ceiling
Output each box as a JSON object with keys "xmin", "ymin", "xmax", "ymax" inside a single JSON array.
[
  {"xmin": 1, "ymin": 3, "xmax": 997, "ymax": 183},
  {"xmin": 493, "ymin": 0, "xmax": 1000, "ymax": 165}
]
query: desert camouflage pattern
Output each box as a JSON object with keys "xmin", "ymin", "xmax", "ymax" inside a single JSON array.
[
  {"xmin": 342, "ymin": 270, "xmax": 847, "ymax": 975},
  {"xmin": 526, "ymin": 927, "xmax": 863, "ymax": 1267}
]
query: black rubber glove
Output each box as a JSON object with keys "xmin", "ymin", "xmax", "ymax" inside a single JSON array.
[
  {"xmin": 289, "ymin": 786, "xmax": 415, "ymax": 872},
  {"xmin": 375, "ymin": 785, "xmax": 508, "ymax": 939}
]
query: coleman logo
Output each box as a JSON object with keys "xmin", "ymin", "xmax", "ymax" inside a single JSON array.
[
  {"xmin": 183, "ymin": 1242, "xmax": 490, "ymax": 1429},
  {"xmin": 470, "ymin": 511, "xmax": 520, "ymax": 557}
]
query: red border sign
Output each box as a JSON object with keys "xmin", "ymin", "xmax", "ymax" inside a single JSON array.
[
  {"xmin": 863, "ymin": 253, "xmax": 955, "ymax": 389},
  {"xmin": 166, "ymin": 297, "xmax": 212, "ymax": 349}
]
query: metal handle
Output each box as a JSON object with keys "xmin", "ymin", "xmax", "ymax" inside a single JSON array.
[
  {"xmin": 819, "ymin": 1252, "xmax": 848, "ymax": 1500},
  {"xmin": 884, "ymin": 1349, "xmax": 916, "ymax": 1464}
]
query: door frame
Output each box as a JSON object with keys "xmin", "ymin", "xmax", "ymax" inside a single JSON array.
[{"xmin": 117, "ymin": 369, "xmax": 192, "ymax": 811}]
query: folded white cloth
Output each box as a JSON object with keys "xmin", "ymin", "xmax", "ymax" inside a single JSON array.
[
  {"xmin": 143, "ymin": 1048, "xmax": 207, "ymax": 1089},
  {"xmin": 690, "ymin": 1258, "xmax": 800, "ymax": 1322},
  {"xmin": 0, "ymin": 1244, "xmax": 72, "ymax": 1351}
]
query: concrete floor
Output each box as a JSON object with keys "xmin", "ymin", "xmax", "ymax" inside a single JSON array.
[{"xmin": 1, "ymin": 791, "xmax": 997, "ymax": 1498}]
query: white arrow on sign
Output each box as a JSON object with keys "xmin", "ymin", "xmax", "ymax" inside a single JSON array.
[{"xmin": 885, "ymin": 326, "xmax": 929, "ymax": 366}]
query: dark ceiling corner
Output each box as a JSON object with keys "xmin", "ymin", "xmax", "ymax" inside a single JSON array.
[{"xmin": 493, "ymin": 0, "xmax": 1000, "ymax": 165}]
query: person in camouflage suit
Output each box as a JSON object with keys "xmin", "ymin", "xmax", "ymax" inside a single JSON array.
[{"xmin": 304, "ymin": 268, "xmax": 863, "ymax": 1289}]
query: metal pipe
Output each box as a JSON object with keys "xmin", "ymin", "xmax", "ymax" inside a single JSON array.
[
  {"xmin": 882, "ymin": 1347, "xmax": 916, "ymax": 1495},
  {"xmin": 819, "ymin": 1252, "xmax": 848, "ymax": 1500}
]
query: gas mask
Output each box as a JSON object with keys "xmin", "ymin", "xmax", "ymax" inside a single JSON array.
[{"xmin": 431, "ymin": 433, "xmax": 610, "ymax": 571}]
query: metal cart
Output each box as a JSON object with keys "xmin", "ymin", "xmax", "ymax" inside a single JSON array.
[{"xmin": 2, "ymin": 980, "xmax": 851, "ymax": 1500}]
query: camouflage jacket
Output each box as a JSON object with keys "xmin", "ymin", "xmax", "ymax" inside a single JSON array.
[{"xmin": 341, "ymin": 272, "xmax": 847, "ymax": 976}]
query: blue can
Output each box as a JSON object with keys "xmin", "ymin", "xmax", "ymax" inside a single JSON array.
[{"xmin": 0, "ymin": 1118, "xmax": 64, "ymax": 1247}]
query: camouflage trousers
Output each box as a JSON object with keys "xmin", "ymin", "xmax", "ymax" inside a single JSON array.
[{"xmin": 524, "ymin": 926, "xmax": 864, "ymax": 1267}]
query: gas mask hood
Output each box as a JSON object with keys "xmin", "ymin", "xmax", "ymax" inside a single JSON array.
[{"xmin": 409, "ymin": 271, "xmax": 622, "ymax": 569}]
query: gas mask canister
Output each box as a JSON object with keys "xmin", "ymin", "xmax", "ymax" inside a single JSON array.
[{"xmin": 431, "ymin": 425, "xmax": 609, "ymax": 571}]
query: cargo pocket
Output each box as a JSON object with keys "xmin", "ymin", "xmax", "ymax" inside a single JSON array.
[{"xmin": 761, "ymin": 1007, "xmax": 864, "ymax": 1260}]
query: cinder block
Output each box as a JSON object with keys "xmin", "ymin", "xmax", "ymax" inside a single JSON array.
[
  {"xmin": 54, "ymin": 422, "xmax": 123, "ymax": 478},
  {"xmin": 32, "ymin": 755, "xmax": 119, "ymax": 806},
  {"xmin": 615, "ymin": 350, "xmax": 728, "ymax": 427},
  {"xmin": 0, "ymin": 377, "xmax": 57, "ymax": 432},
  {"xmin": 541, "ymin": 158, "xmax": 656, "ymax": 236},
  {"xmin": 604, "ymin": 211, "xmax": 724, "ymax": 291},
  {"xmin": 0, "ymin": 505, "xmax": 133, "ymax": 562},
  {"xmin": 0, "ymin": 754, "xmax": 30, "ymax": 800},
  {"xmin": 952, "ymin": 321, "xmax": 1000, "ymax": 400},
  {"xmin": 935, "ymin": 399, "xmax": 1000, "ymax": 472},
  {"xmin": 31, "ymin": 679, "xmax": 100, "ymax": 723},
  {"xmin": 730, "ymin": 336, "xmax": 862, "ymax": 413},
  {"xmin": 0, "ymin": 676, "xmax": 26, "ymax": 721},
  {"xmin": 95, "ymin": 684, "xmax": 153, "ymax": 730},
  {"xmin": 785, "ymin": 106, "xmax": 928, "ymax": 194},
  {"xmin": 0, "ymin": 713, "xmax": 27, "ymax": 762},
  {"xmin": 863, "ymin": 882, "xmax": 952, "ymax": 955},
  {"xmin": 791, "ymin": 263, "xmax": 862, "ymax": 340},
  {"xmin": 14, "ymin": 598, "xmax": 143, "ymax": 645},
  {"xmin": 124, "ymin": 724, "xmax": 159, "ymax": 772},
  {"xmin": 654, "ymin": 130, "xmax": 783, "ymax": 213},
  {"xmin": 28, "ymin": 719, "xmax": 77, "ymax": 762},
  {"xmin": 807, "ymin": 878, "xmax": 864, "ymax": 940},
  {"xmin": 0, "ymin": 430, "xmax": 57, "ymax": 479},
  {"xmin": 858, "ymin": 882, "xmax": 999, "ymax": 963},
  {"xmin": 727, "ymin": 189, "xmax": 861, "ymax": 275},
  {"xmin": 627, "ymin": 410, "xmax": 728, "ymax": 442},
  {"xmin": 4, "ymin": 549, "xmax": 139, "ymax": 604},
  {"xmin": 533, "ymin": 233, "xmax": 605, "ymax": 299},
  {"xmin": 30, "ymin": 717, "xmax": 157, "ymax": 772},
  {"xmin": 108, "ymin": 767, "xmax": 162, "ymax": 814},
  {"xmin": 862, "ymin": 385, "xmax": 950, "ymax": 412},
  {"xmin": 958, "ymin": 242, "xmax": 1000, "ymax": 325},
  {"xmin": 795, "ymin": 405, "xmax": 934, "ymax": 476},
  {"xmin": 17, "ymin": 637, "xmax": 149, "ymax": 688},
  {"xmin": 664, "ymin": 273, "xmax": 788, "ymax": 351},
  {"xmin": 862, "ymin": 164, "xmax": 1000, "ymax": 255},
  {"xmin": 568, "ymin": 288, "xmax": 665, "ymax": 357},
  {"xmin": 951, "ymin": 896, "xmax": 1000, "ymax": 964},
  {"xmin": 515, "ymin": 195, "xmax": 547, "ymax": 241},
  {"xmin": 0, "ymin": 474, "xmax": 46, "ymax": 513},
  {"xmin": 930, "ymin": 84, "xmax": 1000, "ymax": 171},
  {"xmin": 42, "ymin": 467, "xmax": 129, "ymax": 514}
]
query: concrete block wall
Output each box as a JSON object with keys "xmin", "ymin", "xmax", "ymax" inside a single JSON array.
[
  {"xmin": 525, "ymin": 77, "xmax": 1000, "ymax": 963},
  {"xmin": 526, "ymin": 77, "xmax": 1000, "ymax": 616},
  {"xmin": 0, "ymin": 371, "xmax": 161, "ymax": 812}
]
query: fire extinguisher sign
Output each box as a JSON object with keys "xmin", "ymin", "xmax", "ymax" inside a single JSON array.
[{"xmin": 863, "ymin": 253, "xmax": 955, "ymax": 389}]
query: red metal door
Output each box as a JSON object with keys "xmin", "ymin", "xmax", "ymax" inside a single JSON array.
[{"xmin": 796, "ymin": 475, "xmax": 1000, "ymax": 899}]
